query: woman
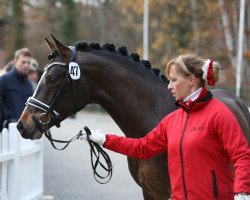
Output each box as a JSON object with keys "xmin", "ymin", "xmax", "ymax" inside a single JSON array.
[{"xmin": 83, "ymin": 54, "xmax": 250, "ymax": 200}]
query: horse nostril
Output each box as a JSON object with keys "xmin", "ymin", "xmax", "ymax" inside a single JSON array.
[{"xmin": 16, "ymin": 121, "xmax": 24, "ymax": 133}]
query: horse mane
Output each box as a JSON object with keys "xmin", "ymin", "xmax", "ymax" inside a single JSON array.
[{"xmin": 75, "ymin": 41, "xmax": 168, "ymax": 82}]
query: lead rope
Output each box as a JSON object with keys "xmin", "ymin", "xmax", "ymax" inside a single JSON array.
[
  {"xmin": 44, "ymin": 125, "xmax": 113, "ymax": 184},
  {"xmin": 83, "ymin": 126, "xmax": 113, "ymax": 184},
  {"xmin": 44, "ymin": 128, "xmax": 82, "ymax": 150}
]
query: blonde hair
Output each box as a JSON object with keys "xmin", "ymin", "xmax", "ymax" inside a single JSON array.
[
  {"xmin": 14, "ymin": 47, "xmax": 32, "ymax": 60},
  {"xmin": 166, "ymin": 54, "xmax": 224, "ymax": 87}
]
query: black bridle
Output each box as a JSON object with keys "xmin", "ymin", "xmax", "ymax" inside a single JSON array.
[
  {"xmin": 26, "ymin": 47, "xmax": 78, "ymax": 130},
  {"xmin": 27, "ymin": 66, "xmax": 70, "ymax": 128},
  {"xmin": 25, "ymin": 47, "xmax": 113, "ymax": 183}
]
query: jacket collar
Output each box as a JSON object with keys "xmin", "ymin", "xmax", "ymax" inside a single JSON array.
[
  {"xmin": 176, "ymin": 87, "xmax": 213, "ymax": 112},
  {"xmin": 183, "ymin": 87, "xmax": 203, "ymax": 103},
  {"xmin": 13, "ymin": 67, "xmax": 28, "ymax": 82}
]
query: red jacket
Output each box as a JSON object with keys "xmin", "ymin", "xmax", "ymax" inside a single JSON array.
[{"xmin": 104, "ymin": 88, "xmax": 250, "ymax": 200}]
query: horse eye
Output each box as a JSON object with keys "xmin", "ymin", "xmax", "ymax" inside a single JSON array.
[{"xmin": 45, "ymin": 75, "xmax": 56, "ymax": 84}]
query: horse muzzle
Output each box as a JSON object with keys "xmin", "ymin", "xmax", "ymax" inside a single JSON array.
[
  {"xmin": 16, "ymin": 108, "xmax": 44, "ymax": 140},
  {"xmin": 17, "ymin": 120, "xmax": 43, "ymax": 140}
]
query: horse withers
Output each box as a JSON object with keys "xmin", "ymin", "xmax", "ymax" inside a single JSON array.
[{"xmin": 17, "ymin": 35, "xmax": 250, "ymax": 200}]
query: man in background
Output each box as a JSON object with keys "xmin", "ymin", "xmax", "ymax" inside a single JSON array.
[{"xmin": 0, "ymin": 48, "xmax": 33, "ymax": 131}]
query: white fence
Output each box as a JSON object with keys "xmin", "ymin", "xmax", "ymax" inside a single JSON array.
[{"xmin": 0, "ymin": 123, "xmax": 43, "ymax": 200}]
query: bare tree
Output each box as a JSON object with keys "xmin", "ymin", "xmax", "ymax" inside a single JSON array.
[{"xmin": 218, "ymin": 0, "xmax": 236, "ymax": 67}]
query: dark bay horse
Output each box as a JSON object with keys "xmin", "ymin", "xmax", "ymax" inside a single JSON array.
[{"xmin": 17, "ymin": 35, "xmax": 250, "ymax": 200}]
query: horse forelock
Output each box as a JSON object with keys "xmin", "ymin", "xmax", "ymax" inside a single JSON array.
[
  {"xmin": 74, "ymin": 41, "xmax": 168, "ymax": 82},
  {"xmin": 47, "ymin": 50, "xmax": 59, "ymax": 61}
]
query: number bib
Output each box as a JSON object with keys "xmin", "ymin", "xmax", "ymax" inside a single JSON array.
[{"xmin": 69, "ymin": 62, "xmax": 81, "ymax": 80}]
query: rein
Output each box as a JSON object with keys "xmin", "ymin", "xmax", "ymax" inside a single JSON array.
[
  {"xmin": 84, "ymin": 126, "xmax": 113, "ymax": 184},
  {"xmin": 44, "ymin": 126, "xmax": 83, "ymax": 150},
  {"xmin": 44, "ymin": 126, "xmax": 113, "ymax": 184},
  {"xmin": 26, "ymin": 47, "xmax": 113, "ymax": 184}
]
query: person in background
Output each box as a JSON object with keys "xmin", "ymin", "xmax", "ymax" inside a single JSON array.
[
  {"xmin": 28, "ymin": 58, "xmax": 39, "ymax": 91},
  {"xmin": 0, "ymin": 48, "xmax": 33, "ymax": 131},
  {"xmin": 0, "ymin": 61, "xmax": 14, "ymax": 76},
  {"xmin": 82, "ymin": 54, "xmax": 250, "ymax": 200}
]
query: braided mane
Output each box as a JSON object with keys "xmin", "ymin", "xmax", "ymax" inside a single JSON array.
[{"xmin": 75, "ymin": 41, "xmax": 168, "ymax": 82}]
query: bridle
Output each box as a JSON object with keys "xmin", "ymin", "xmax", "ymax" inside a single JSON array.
[
  {"xmin": 25, "ymin": 47, "xmax": 79, "ymax": 148},
  {"xmin": 26, "ymin": 47, "xmax": 77, "ymax": 132},
  {"xmin": 27, "ymin": 62, "xmax": 69, "ymax": 128}
]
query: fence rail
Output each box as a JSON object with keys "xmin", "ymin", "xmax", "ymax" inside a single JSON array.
[{"xmin": 0, "ymin": 123, "xmax": 43, "ymax": 200}]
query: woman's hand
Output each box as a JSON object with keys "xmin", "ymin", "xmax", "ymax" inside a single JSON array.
[
  {"xmin": 234, "ymin": 194, "xmax": 250, "ymax": 200},
  {"xmin": 82, "ymin": 129, "xmax": 106, "ymax": 146}
]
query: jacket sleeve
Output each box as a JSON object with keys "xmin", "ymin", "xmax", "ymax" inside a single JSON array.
[
  {"xmin": 215, "ymin": 107, "xmax": 250, "ymax": 194},
  {"xmin": 103, "ymin": 118, "xmax": 169, "ymax": 160}
]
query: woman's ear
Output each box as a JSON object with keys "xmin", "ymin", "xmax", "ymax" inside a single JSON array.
[{"xmin": 189, "ymin": 75, "xmax": 196, "ymax": 86}]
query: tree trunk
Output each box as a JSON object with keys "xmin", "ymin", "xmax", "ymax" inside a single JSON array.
[{"xmin": 218, "ymin": 0, "xmax": 236, "ymax": 67}]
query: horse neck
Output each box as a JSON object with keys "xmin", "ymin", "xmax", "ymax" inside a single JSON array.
[{"xmin": 78, "ymin": 52, "xmax": 176, "ymax": 138}]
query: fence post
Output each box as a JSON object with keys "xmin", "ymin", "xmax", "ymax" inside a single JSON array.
[
  {"xmin": 7, "ymin": 123, "xmax": 21, "ymax": 200},
  {"xmin": 1, "ymin": 128, "xmax": 9, "ymax": 200}
]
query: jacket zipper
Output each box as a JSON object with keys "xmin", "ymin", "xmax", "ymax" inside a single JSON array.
[
  {"xmin": 180, "ymin": 112, "xmax": 190, "ymax": 200},
  {"xmin": 211, "ymin": 170, "xmax": 219, "ymax": 198}
]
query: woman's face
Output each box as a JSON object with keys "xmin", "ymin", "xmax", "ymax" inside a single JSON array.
[{"xmin": 167, "ymin": 65, "xmax": 194, "ymax": 101}]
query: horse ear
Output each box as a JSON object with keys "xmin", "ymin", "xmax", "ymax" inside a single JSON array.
[
  {"xmin": 45, "ymin": 37, "xmax": 56, "ymax": 52},
  {"xmin": 50, "ymin": 34, "xmax": 71, "ymax": 62}
]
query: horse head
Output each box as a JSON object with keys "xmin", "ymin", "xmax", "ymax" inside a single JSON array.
[{"xmin": 17, "ymin": 35, "xmax": 90, "ymax": 139}]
